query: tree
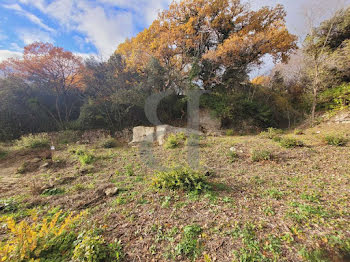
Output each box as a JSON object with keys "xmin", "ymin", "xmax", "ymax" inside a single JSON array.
[
  {"xmin": 302, "ymin": 1, "xmax": 347, "ymax": 124},
  {"xmin": 116, "ymin": 0, "xmax": 297, "ymax": 92},
  {"xmin": 0, "ymin": 42, "xmax": 84, "ymax": 128}
]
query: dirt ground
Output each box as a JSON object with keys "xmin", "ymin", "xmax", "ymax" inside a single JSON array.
[{"xmin": 0, "ymin": 122, "xmax": 350, "ymax": 261}]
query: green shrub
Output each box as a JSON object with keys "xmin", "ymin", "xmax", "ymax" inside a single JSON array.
[
  {"xmin": 0, "ymin": 147, "xmax": 8, "ymax": 159},
  {"xmin": 226, "ymin": 129, "xmax": 235, "ymax": 136},
  {"xmin": 229, "ymin": 151, "xmax": 239, "ymax": 162},
  {"xmin": 72, "ymin": 148, "xmax": 96, "ymax": 165},
  {"xmin": 57, "ymin": 130, "xmax": 81, "ymax": 144},
  {"xmin": 175, "ymin": 224, "xmax": 202, "ymax": 261},
  {"xmin": 294, "ymin": 129, "xmax": 304, "ymax": 135},
  {"xmin": 73, "ymin": 231, "xmax": 123, "ymax": 262},
  {"xmin": 185, "ymin": 134, "xmax": 201, "ymax": 147},
  {"xmin": 125, "ymin": 164, "xmax": 134, "ymax": 176},
  {"xmin": 259, "ymin": 128, "xmax": 283, "ymax": 140},
  {"xmin": 324, "ymin": 134, "xmax": 347, "ymax": 146},
  {"xmin": 251, "ymin": 149, "xmax": 272, "ymax": 162},
  {"xmin": 164, "ymin": 133, "xmax": 186, "ymax": 149},
  {"xmin": 16, "ymin": 133, "xmax": 50, "ymax": 149},
  {"xmin": 152, "ymin": 168, "xmax": 210, "ymax": 193},
  {"xmin": 279, "ymin": 137, "xmax": 304, "ymax": 148},
  {"xmin": 41, "ymin": 188, "xmax": 66, "ymax": 196},
  {"xmin": 0, "ymin": 210, "xmax": 84, "ymax": 261},
  {"xmin": 100, "ymin": 137, "xmax": 118, "ymax": 148}
]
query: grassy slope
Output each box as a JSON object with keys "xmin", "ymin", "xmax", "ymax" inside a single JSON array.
[{"xmin": 0, "ymin": 123, "xmax": 349, "ymax": 261}]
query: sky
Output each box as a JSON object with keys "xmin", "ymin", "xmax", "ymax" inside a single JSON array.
[{"xmin": 0, "ymin": 0, "xmax": 349, "ymax": 65}]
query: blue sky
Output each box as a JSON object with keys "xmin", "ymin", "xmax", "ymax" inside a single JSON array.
[{"xmin": 0, "ymin": 0, "xmax": 349, "ymax": 66}]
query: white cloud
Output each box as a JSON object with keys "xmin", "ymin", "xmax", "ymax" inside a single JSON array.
[
  {"xmin": 0, "ymin": 50, "xmax": 22, "ymax": 62},
  {"xmin": 16, "ymin": 0, "xmax": 172, "ymax": 57},
  {"xmin": 3, "ymin": 3, "xmax": 55, "ymax": 33},
  {"xmin": 73, "ymin": 1, "xmax": 133, "ymax": 57},
  {"xmin": 17, "ymin": 29, "xmax": 54, "ymax": 45}
]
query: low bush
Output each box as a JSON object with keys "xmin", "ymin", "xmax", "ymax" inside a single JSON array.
[
  {"xmin": 0, "ymin": 210, "xmax": 84, "ymax": 261},
  {"xmin": 41, "ymin": 188, "xmax": 66, "ymax": 196},
  {"xmin": 279, "ymin": 137, "xmax": 304, "ymax": 148},
  {"xmin": 251, "ymin": 149, "xmax": 272, "ymax": 162},
  {"xmin": 226, "ymin": 129, "xmax": 235, "ymax": 136},
  {"xmin": 294, "ymin": 129, "xmax": 304, "ymax": 135},
  {"xmin": 0, "ymin": 147, "xmax": 8, "ymax": 159},
  {"xmin": 71, "ymin": 148, "xmax": 96, "ymax": 165},
  {"xmin": 324, "ymin": 134, "xmax": 347, "ymax": 146},
  {"xmin": 229, "ymin": 151, "xmax": 239, "ymax": 163},
  {"xmin": 175, "ymin": 224, "xmax": 203, "ymax": 260},
  {"xmin": 73, "ymin": 230, "xmax": 123, "ymax": 262},
  {"xmin": 259, "ymin": 128, "xmax": 283, "ymax": 140},
  {"xmin": 152, "ymin": 167, "xmax": 210, "ymax": 193},
  {"xmin": 100, "ymin": 137, "xmax": 118, "ymax": 149},
  {"xmin": 16, "ymin": 133, "xmax": 50, "ymax": 149},
  {"xmin": 57, "ymin": 130, "xmax": 81, "ymax": 145},
  {"xmin": 185, "ymin": 134, "xmax": 201, "ymax": 147},
  {"xmin": 164, "ymin": 133, "xmax": 186, "ymax": 149}
]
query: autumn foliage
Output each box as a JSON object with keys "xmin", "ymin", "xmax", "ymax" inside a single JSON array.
[{"xmin": 116, "ymin": 0, "xmax": 297, "ymax": 90}]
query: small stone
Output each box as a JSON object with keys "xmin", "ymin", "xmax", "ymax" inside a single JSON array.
[
  {"xmin": 105, "ymin": 187, "xmax": 119, "ymax": 197},
  {"xmin": 41, "ymin": 162, "xmax": 50, "ymax": 169}
]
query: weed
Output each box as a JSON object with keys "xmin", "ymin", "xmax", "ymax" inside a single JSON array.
[
  {"xmin": 294, "ymin": 129, "xmax": 304, "ymax": 135},
  {"xmin": 299, "ymin": 247, "xmax": 330, "ymax": 262},
  {"xmin": 73, "ymin": 230, "xmax": 123, "ymax": 262},
  {"xmin": 125, "ymin": 164, "xmax": 134, "ymax": 176},
  {"xmin": 16, "ymin": 162, "xmax": 30, "ymax": 174},
  {"xmin": 229, "ymin": 151, "xmax": 239, "ymax": 162},
  {"xmin": 251, "ymin": 149, "xmax": 272, "ymax": 162},
  {"xmin": 57, "ymin": 130, "xmax": 81, "ymax": 144},
  {"xmin": 265, "ymin": 188, "xmax": 284, "ymax": 200},
  {"xmin": 72, "ymin": 148, "xmax": 96, "ymax": 165},
  {"xmin": 226, "ymin": 129, "xmax": 235, "ymax": 136},
  {"xmin": 164, "ymin": 133, "xmax": 186, "ymax": 149},
  {"xmin": 175, "ymin": 224, "xmax": 202, "ymax": 261},
  {"xmin": 100, "ymin": 137, "xmax": 118, "ymax": 148},
  {"xmin": 287, "ymin": 202, "xmax": 329, "ymax": 223},
  {"xmin": 16, "ymin": 133, "xmax": 50, "ymax": 149},
  {"xmin": 279, "ymin": 137, "xmax": 304, "ymax": 148},
  {"xmin": 0, "ymin": 210, "xmax": 84, "ymax": 261},
  {"xmin": 41, "ymin": 188, "xmax": 66, "ymax": 196},
  {"xmin": 0, "ymin": 147, "xmax": 8, "ymax": 159},
  {"xmin": 0, "ymin": 198, "xmax": 19, "ymax": 214},
  {"xmin": 152, "ymin": 167, "xmax": 210, "ymax": 193},
  {"xmin": 324, "ymin": 134, "xmax": 347, "ymax": 146},
  {"xmin": 185, "ymin": 134, "xmax": 201, "ymax": 147},
  {"xmin": 259, "ymin": 128, "xmax": 283, "ymax": 140}
]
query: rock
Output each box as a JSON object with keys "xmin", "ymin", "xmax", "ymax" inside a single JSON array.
[
  {"xmin": 130, "ymin": 125, "xmax": 204, "ymax": 146},
  {"xmin": 230, "ymin": 147, "xmax": 243, "ymax": 154},
  {"xmin": 31, "ymin": 158, "xmax": 41, "ymax": 163},
  {"xmin": 105, "ymin": 187, "xmax": 119, "ymax": 197},
  {"xmin": 130, "ymin": 126, "xmax": 156, "ymax": 145},
  {"xmin": 40, "ymin": 162, "xmax": 50, "ymax": 169}
]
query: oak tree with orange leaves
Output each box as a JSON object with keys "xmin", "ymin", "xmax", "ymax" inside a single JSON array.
[
  {"xmin": 116, "ymin": 0, "xmax": 298, "ymax": 91},
  {"xmin": 0, "ymin": 42, "xmax": 84, "ymax": 128}
]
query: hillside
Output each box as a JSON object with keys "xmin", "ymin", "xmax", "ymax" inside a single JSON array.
[{"xmin": 0, "ymin": 121, "xmax": 349, "ymax": 261}]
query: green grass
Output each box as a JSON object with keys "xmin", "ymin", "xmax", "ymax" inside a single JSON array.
[
  {"xmin": 278, "ymin": 137, "xmax": 304, "ymax": 148},
  {"xmin": 152, "ymin": 167, "xmax": 210, "ymax": 193},
  {"xmin": 16, "ymin": 133, "xmax": 51, "ymax": 149},
  {"xmin": 164, "ymin": 133, "xmax": 186, "ymax": 149},
  {"xmin": 251, "ymin": 149, "xmax": 272, "ymax": 162},
  {"xmin": 175, "ymin": 224, "xmax": 203, "ymax": 261},
  {"xmin": 324, "ymin": 134, "xmax": 347, "ymax": 146}
]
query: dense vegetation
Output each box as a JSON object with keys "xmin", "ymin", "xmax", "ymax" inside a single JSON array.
[{"xmin": 1, "ymin": 1, "xmax": 350, "ymax": 141}]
